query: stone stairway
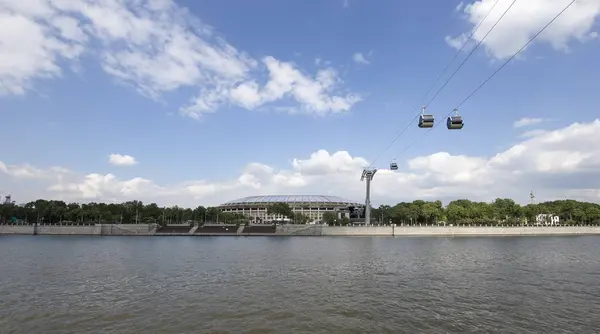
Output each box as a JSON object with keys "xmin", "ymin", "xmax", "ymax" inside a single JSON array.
[{"xmin": 236, "ymin": 225, "xmax": 245, "ymax": 234}]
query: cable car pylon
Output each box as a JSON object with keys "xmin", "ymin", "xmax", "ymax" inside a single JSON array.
[{"xmin": 361, "ymin": 168, "xmax": 377, "ymax": 225}]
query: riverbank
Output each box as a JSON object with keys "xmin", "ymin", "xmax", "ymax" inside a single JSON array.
[
  {"xmin": 2, "ymin": 224, "xmax": 600, "ymax": 237},
  {"xmin": 0, "ymin": 224, "xmax": 155, "ymax": 236}
]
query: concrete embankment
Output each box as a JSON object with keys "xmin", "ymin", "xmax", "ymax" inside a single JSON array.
[
  {"xmin": 292, "ymin": 225, "xmax": 600, "ymax": 237},
  {"xmin": 2, "ymin": 224, "xmax": 600, "ymax": 237},
  {"xmin": 393, "ymin": 226, "xmax": 600, "ymax": 237},
  {"xmin": 276, "ymin": 225, "xmax": 321, "ymax": 235},
  {"xmin": 0, "ymin": 224, "xmax": 156, "ymax": 236},
  {"xmin": 0, "ymin": 225, "xmax": 35, "ymax": 235},
  {"xmin": 99, "ymin": 224, "xmax": 157, "ymax": 236},
  {"xmin": 37, "ymin": 225, "xmax": 102, "ymax": 235}
]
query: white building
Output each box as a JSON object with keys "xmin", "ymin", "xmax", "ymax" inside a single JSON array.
[{"xmin": 535, "ymin": 214, "xmax": 560, "ymax": 225}]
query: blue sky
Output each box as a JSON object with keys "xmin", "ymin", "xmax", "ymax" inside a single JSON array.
[{"xmin": 1, "ymin": 0, "xmax": 600, "ymax": 207}]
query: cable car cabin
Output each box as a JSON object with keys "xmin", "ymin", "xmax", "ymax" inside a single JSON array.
[
  {"xmin": 418, "ymin": 114, "xmax": 434, "ymax": 128},
  {"xmin": 446, "ymin": 116, "xmax": 464, "ymax": 130},
  {"xmin": 390, "ymin": 162, "xmax": 398, "ymax": 170}
]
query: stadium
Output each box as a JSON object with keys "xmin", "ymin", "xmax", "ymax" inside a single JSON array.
[{"xmin": 217, "ymin": 195, "xmax": 365, "ymax": 223}]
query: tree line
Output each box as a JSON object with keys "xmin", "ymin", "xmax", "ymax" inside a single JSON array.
[
  {"xmin": 370, "ymin": 198, "xmax": 600, "ymax": 226},
  {"xmin": 0, "ymin": 199, "xmax": 236, "ymax": 225},
  {"xmin": 1, "ymin": 197, "xmax": 599, "ymax": 226}
]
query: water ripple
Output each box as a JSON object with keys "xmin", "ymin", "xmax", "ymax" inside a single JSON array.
[{"xmin": 1, "ymin": 236, "xmax": 600, "ymax": 333}]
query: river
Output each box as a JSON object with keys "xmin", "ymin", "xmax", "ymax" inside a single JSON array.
[{"xmin": 1, "ymin": 236, "xmax": 599, "ymax": 333}]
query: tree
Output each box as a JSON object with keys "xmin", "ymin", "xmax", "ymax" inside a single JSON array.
[
  {"xmin": 321, "ymin": 212, "xmax": 350, "ymax": 226},
  {"xmin": 422, "ymin": 201, "xmax": 443, "ymax": 224},
  {"xmin": 206, "ymin": 207, "xmax": 221, "ymax": 222},
  {"xmin": 491, "ymin": 198, "xmax": 521, "ymax": 220},
  {"xmin": 322, "ymin": 212, "xmax": 337, "ymax": 225},
  {"xmin": 194, "ymin": 206, "xmax": 207, "ymax": 222},
  {"xmin": 372, "ymin": 205, "xmax": 393, "ymax": 224},
  {"xmin": 293, "ymin": 212, "xmax": 310, "ymax": 224},
  {"xmin": 267, "ymin": 202, "xmax": 294, "ymax": 220}
]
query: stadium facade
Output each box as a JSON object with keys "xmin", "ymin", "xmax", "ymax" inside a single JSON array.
[{"xmin": 217, "ymin": 195, "xmax": 364, "ymax": 223}]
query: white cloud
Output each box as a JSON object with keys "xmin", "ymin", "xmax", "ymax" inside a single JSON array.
[
  {"xmin": 0, "ymin": 0, "xmax": 359, "ymax": 117},
  {"xmin": 0, "ymin": 7, "xmax": 85, "ymax": 95},
  {"xmin": 448, "ymin": 0, "xmax": 600, "ymax": 60},
  {"xmin": 444, "ymin": 34, "xmax": 469, "ymax": 50},
  {"xmin": 220, "ymin": 57, "xmax": 361, "ymax": 116},
  {"xmin": 520, "ymin": 129, "xmax": 548, "ymax": 138},
  {"xmin": 108, "ymin": 154, "xmax": 138, "ymax": 166},
  {"xmin": 352, "ymin": 52, "xmax": 370, "ymax": 65},
  {"xmin": 0, "ymin": 162, "xmax": 70, "ymax": 180},
  {"xmin": 514, "ymin": 117, "xmax": 544, "ymax": 128},
  {"xmin": 2, "ymin": 120, "xmax": 600, "ymax": 207}
]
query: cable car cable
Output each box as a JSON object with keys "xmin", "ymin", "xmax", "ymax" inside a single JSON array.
[
  {"xmin": 454, "ymin": 0, "xmax": 576, "ymax": 110},
  {"xmin": 392, "ymin": 0, "xmax": 577, "ymax": 159},
  {"xmin": 366, "ymin": 0, "xmax": 512, "ymax": 169},
  {"xmin": 419, "ymin": 0, "xmax": 504, "ymax": 107},
  {"xmin": 423, "ymin": 0, "xmax": 518, "ymax": 108}
]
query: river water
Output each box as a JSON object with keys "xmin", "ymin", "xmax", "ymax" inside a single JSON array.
[{"xmin": 1, "ymin": 236, "xmax": 599, "ymax": 333}]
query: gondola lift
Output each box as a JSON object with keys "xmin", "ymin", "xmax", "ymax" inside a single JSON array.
[
  {"xmin": 418, "ymin": 106, "xmax": 435, "ymax": 128},
  {"xmin": 446, "ymin": 108, "xmax": 464, "ymax": 130}
]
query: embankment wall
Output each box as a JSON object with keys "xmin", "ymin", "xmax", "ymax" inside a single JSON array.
[
  {"xmin": 0, "ymin": 224, "xmax": 155, "ymax": 236},
  {"xmin": 0, "ymin": 225, "xmax": 35, "ymax": 235},
  {"xmin": 322, "ymin": 226, "xmax": 392, "ymax": 236},
  {"xmin": 36, "ymin": 225, "xmax": 102, "ymax": 235},
  {"xmin": 3, "ymin": 224, "xmax": 600, "ymax": 237},
  {"xmin": 276, "ymin": 225, "xmax": 319, "ymax": 235},
  {"xmin": 99, "ymin": 224, "xmax": 156, "ymax": 235},
  {"xmin": 318, "ymin": 226, "xmax": 600, "ymax": 237}
]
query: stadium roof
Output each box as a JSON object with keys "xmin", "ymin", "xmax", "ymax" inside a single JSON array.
[{"xmin": 220, "ymin": 195, "xmax": 362, "ymax": 206}]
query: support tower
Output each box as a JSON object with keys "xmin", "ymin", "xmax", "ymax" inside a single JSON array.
[
  {"xmin": 3, "ymin": 195, "xmax": 13, "ymax": 205},
  {"xmin": 361, "ymin": 168, "xmax": 377, "ymax": 225}
]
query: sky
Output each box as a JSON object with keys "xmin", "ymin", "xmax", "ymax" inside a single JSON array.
[{"xmin": 1, "ymin": 0, "xmax": 600, "ymax": 208}]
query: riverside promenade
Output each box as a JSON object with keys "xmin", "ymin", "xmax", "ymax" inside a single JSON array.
[{"xmin": 2, "ymin": 224, "xmax": 600, "ymax": 237}]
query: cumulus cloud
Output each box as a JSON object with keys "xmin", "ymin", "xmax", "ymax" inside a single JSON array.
[
  {"xmin": 217, "ymin": 57, "xmax": 361, "ymax": 117},
  {"xmin": 448, "ymin": 0, "xmax": 600, "ymax": 60},
  {"xmin": 2, "ymin": 120, "xmax": 600, "ymax": 207},
  {"xmin": 0, "ymin": 0, "xmax": 360, "ymax": 117},
  {"xmin": 514, "ymin": 117, "xmax": 544, "ymax": 128},
  {"xmin": 108, "ymin": 154, "xmax": 138, "ymax": 166}
]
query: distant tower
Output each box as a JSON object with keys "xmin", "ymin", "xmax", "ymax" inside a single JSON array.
[
  {"xmin": 0, "ymin": 195, "xmax": 15, "ymax": 204},
  {"xmin": 530, "ymin": 190, "xmax": 535, "ymax": 205}
]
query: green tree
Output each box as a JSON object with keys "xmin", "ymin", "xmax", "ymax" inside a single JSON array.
[
  {"xmin": 372, "ymin": 205, "xmax": 393, "ymax": 224},
  {"xmin": 322, "ymin": 212, "xmax": 337, "ymax": 225},
  {"xmin": 293, "ymin": 212, "xmax": 310, "ymax": 224},
  {"xmin": 267, "ymin": 202, "xmax": 294, "ymax": 220}
]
